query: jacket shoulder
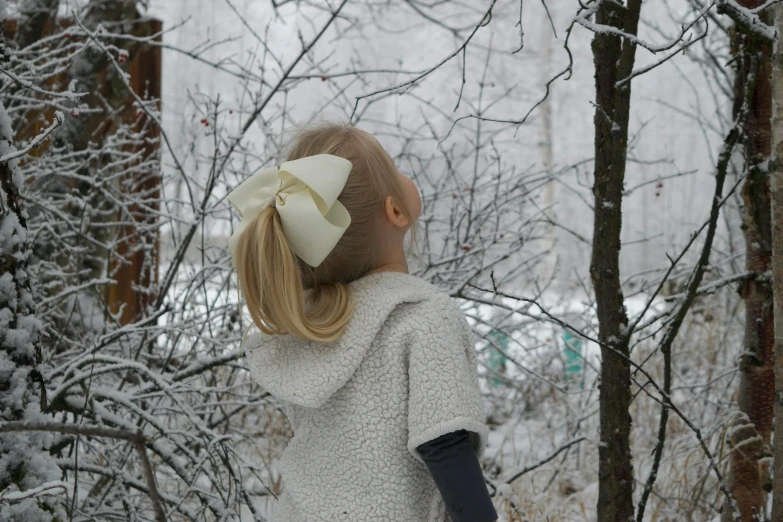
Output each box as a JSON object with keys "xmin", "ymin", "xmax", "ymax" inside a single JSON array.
[{"xmin": 385, "ymin": 290, "xmax": 468, "ymax": 338}]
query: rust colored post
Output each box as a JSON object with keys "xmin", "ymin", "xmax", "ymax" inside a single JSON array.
[{"xmin": 106, "ymin": 19, "xmax": 162, "ymax": 326}]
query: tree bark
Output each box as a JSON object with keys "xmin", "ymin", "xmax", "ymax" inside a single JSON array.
[
  {"xmin": 539, "ymin": 9, "xmax": 556, "ymax": 281},
  {"xmin": 590, "ymin": 1, "xmax": 641, "ymax": 521},
  {"xmin": 723, "ymin": 3, "xmax": 776, "ymax": 521},
  {"xmin": 770, "ymin": 4, "xmax": 783, "ymax": 519}
]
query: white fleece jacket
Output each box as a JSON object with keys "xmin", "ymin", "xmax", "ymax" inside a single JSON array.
[{"xmin": 242, "ymin": 271, "xmax": 490, "ymax": 522}]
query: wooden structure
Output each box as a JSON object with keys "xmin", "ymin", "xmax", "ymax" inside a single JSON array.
[{"xmin": 4, "ymin": 16, "xmax": 162, "ymax": 327}]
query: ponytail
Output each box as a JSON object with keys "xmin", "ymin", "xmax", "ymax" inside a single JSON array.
[
  {"xmin": 234, "ymin": 206, "xmax": 354, "ymax": 342},
  {"xmin": 233, "ymin": 121, "xmax": 416, "ymax": 343}
]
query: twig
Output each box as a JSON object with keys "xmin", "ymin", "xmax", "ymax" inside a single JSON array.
[
  {"xmin": 501, "ymin": 437, "xmax": 586, "ymax": 484},
  {"xmin": 350, "ymin": 0, "xmax": 498, "ymax": 121},
  {"xmin": 0, "ymin": 111, "xmax": 64, "ymax": 163},
  {"xmin": 636, "ymin": 63, "xmax": 746, "ymax": 522}
]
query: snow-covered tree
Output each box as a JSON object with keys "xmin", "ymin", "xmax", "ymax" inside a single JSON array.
[{"xmin": 0, "ymin": 2, "xmax": 67, "ymax": 519}]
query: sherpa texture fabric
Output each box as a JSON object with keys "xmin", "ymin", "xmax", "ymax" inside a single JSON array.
[{"xmin": 242, "ymin": 271, "xmax": 490, "ymax": 522}]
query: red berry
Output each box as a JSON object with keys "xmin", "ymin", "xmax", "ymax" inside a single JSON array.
[
  {"xmin": 229, "ymin": 109, "xmax": 233, "ymax": 114},
  {"xmin": 70, "ymin": 110, "xmax": 80, "ymax": 118},
  {"xmin": 499, "ymin": 233, "xmax": 504, "ymax": 239},
  {"xmin": 321, "ymin": 76, "xmax": 327, "ymax": 82},
  {"xmin": 64, "ymin": 32, "xmax": 72, "ymax": 39},
  {"xmin": 461, "ymin": 245, "xmax": 471, "ymax": 251},
  {"xmin": 655, "ymin": 192, "xmax": 660, "ymax": 197},
  {"xmin": 656, "ymin": 182, "xmax": 663, "ymax": 189}
]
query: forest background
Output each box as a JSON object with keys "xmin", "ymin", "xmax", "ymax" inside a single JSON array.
[{"xmin": 2, "ymin": 0, "xmax": 783, "ymax": 521}]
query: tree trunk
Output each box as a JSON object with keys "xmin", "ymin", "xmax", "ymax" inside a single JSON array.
[
  {"xmin": 770, "ymin": 4, "xmax": 783, "ymax": 519},
  {"xmin": 590, "ymin": 1, "xmax": 641, "ymax": 521},
  {"xmin": 723, "ymin": 3, "xmax": 776, "ymax": 520},
  {"xmin": 539, "ymin": 8, "xmax": 556, "ymax": 281}
]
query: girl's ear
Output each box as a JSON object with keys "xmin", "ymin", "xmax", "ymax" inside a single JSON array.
[{"xmin": 384, "ymin": 195, "xmax": 410, "ymax": 229}]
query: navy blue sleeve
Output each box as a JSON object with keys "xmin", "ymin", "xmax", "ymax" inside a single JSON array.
[{"xmin": 416, "ymin": 430, "xmax": 498, "ymax": 522}]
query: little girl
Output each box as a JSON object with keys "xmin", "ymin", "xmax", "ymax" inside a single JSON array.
[{"xmin": 228, "ymin": 122, "xmax": 498, "ymax": 522}]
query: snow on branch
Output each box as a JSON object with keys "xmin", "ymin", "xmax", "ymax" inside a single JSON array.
[
  {"xmin": 716, "ymin": 0, "xmax": 779, "ymax": 40},
  {"xmin": 0, "ymin": 481, "xmax": 71, "ymax": 502},
  {"xmin": 0, "ymin": 111, "xmax": 63, "ymax": 163}
]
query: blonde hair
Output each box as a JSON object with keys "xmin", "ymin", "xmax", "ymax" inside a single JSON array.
[{"xmin": 234, "ymin": 122, "xmax": 418, "ymax": 342}]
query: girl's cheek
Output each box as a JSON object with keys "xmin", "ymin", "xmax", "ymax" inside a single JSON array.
[
  {"xmin": 400, "ymin": 174, "xmax": 419, "ymax": 213},
  {"xmin": 408, "ymin": 178, "xmax": 422, "ymax": 217}
]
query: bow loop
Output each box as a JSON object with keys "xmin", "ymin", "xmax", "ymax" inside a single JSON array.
[{"xmin": 227, "ymin": 154, "xmax": 353, "ymax": 267}]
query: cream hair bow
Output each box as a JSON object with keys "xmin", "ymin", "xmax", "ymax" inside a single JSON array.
[{"xmin": 227, "ymin": 154, "xmax": 353, "ymax": 267}]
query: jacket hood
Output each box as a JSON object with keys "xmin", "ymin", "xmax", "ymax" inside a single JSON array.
[{"xmin": 241, "ymin": 271, "xmax": 439, "ymax": 408}]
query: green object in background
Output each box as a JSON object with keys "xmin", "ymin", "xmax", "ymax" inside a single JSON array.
[
  {"xmin": 487, "ymin": 329, "xmax": 508, "ymax": 388},
  {"xmin": 562, "ymin": 330, "xmax": 584, "ymax": 386}
]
